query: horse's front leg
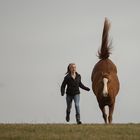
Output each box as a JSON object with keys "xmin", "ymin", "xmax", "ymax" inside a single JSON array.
[
  {"xmin": 108, "ymin": 104, "xmax": 114, "ymax": 124},
  {"xmin": 99, "ymin": 105, "xmax": 107, "ymax": 124}
]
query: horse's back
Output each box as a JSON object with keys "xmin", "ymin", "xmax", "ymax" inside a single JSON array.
[{"xmin": 92, "ymin": 59, "xmax": 117, "ymax": 74}]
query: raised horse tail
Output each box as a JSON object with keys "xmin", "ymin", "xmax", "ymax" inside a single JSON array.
[{"xmin": 98, "ymin": 18, "xmax": 112, "ymax": 59}]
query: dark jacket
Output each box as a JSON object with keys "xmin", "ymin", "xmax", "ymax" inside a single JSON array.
[{"xmin": 61, "ymin": 73, "xmax": 90, "ymax": 96}]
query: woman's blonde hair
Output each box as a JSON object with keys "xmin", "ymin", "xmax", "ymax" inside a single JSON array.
[{"xmin": 65, "ymin": 63, "xmax": 76, "ymax": 75}]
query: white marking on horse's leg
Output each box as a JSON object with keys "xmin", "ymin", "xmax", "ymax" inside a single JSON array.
[{"xmin": 103, "ymin": 78, "xmax": 108, "ymax": 97}]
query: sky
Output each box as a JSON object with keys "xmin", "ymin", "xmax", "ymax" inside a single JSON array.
[{"xmin": 0, "ymin": 0, "xmax": 140, "ymax": 124}]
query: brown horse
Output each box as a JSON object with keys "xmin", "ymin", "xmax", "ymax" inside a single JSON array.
[{"xmin": 91, "ymin": 18, "xmax": 120, "ymax": 124}]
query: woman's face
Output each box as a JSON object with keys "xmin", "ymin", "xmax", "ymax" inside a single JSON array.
[{"xmin": 69, "ymin": 64, "xmax": 76, "ymax": 73}]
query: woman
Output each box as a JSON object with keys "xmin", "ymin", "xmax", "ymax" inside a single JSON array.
[{"xmin": 61, "ymin": 63, "xmax": 90, "ymax": 124}]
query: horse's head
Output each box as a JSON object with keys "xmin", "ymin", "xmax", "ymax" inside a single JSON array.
[{"xmin": 101, "ymin": 72, "xmax": 111, "ymax": 97}]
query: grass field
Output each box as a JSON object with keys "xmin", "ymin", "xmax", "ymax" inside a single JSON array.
[{"xmin": 0, "ymin": 123, "xmax": 140, "ymax": 140}]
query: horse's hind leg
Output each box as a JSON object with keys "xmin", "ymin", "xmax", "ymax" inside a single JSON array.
[
  {"xmin": 99, "ymin": 105, "xmax": 107, "ymax": 124},
  {"xmin": 108, "ymin": 104, "xmax": 114, "ymax": 124}
]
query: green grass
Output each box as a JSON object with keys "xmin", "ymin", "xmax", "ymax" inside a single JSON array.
[{"xmin": 0, "ymin": 123, "xmax": 140, "ymax": 140}]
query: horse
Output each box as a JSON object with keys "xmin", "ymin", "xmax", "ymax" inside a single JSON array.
[{"xmin": 91, "ymin": 18, "xmax": 120, "ymax": 124}]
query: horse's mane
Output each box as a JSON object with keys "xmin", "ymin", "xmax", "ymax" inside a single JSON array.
[{"xmin": 98, "ymin": 18, "xmax": 112, "ymax": 60}]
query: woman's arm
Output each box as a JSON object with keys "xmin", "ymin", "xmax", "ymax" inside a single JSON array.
[
  {"xmin": 79, "ymin": 75, "xmax": 90, "ymax": 91},
  {"xmin": 61, "ymin": 77, "xmax": 67, "ymax": 96}
]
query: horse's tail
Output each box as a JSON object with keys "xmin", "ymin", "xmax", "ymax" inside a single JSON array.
[{"xmin": 98, "ymin": 18, "xmax": 112, "ymax": 59}]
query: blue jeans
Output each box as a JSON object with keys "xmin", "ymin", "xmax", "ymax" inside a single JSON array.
[{"xmin": 66, "ymin": 94, "xmax": 80, "ymax": 115}]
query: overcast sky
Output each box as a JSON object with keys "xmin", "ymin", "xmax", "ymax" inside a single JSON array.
[{"xmin": 0, "ymin": 0, "xmax": 140, "ymax": 124}]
